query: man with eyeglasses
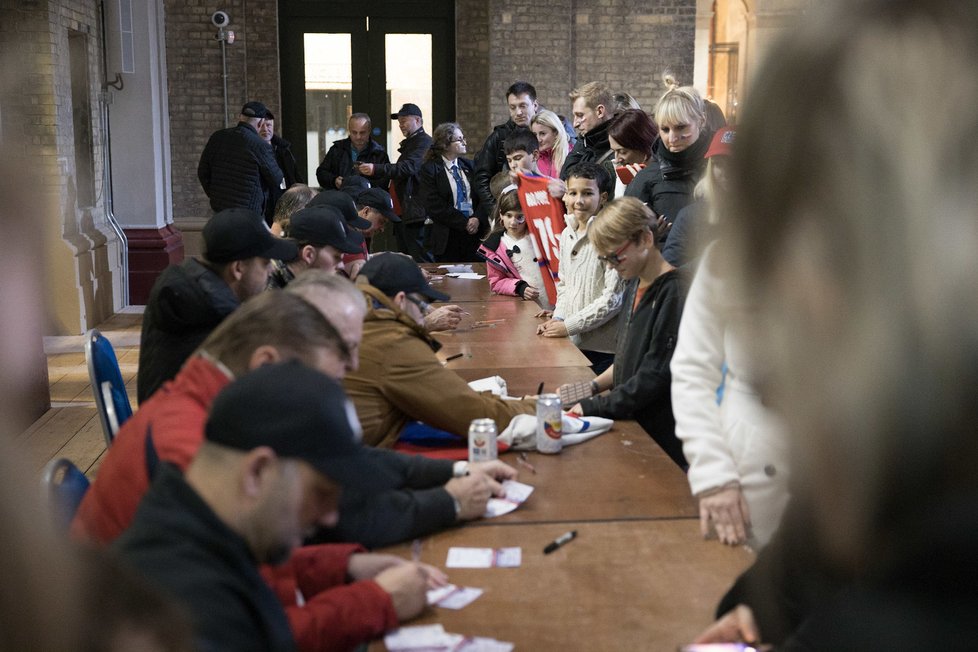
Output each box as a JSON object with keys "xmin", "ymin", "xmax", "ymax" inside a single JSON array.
[{"xmin": 344, "ymin": 253, "xmax": 537, "ymax": 449}]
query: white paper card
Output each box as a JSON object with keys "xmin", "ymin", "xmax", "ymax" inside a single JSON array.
[
  {"xmin": 446, "ymin": 546, "xmax": 522, "ymax": 568},
  {"xmin": 484, "ymin": 480, "xmax": 535, "ymax": 518},
  {"xmin": 426, "ymin": 584, "xmax": 484, "ymax": 609},
  {"xmin": 438, "ymin": 264, "xmax": 475, "ymax": 273},
  {"xmin": 384, "ymin": 624, "xmax": 455, "ymax": 650},
  {"xmin": 446, "ymin": 272, "xmax": 486, "ymax": 279}
]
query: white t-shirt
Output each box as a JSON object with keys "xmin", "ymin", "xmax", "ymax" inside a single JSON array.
[{"xmin": 502, "ymin": 231, "xmax": 553, "ymax": 310}]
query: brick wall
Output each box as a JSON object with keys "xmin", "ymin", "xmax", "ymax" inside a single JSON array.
[
  {"xmin": 164, "ymin": 0, "xmax": 281, "ymax": 225},
  {"xmin": 456, "ymin": 0, "xmax": 697, "ymax": 146},
  {"xmin": 1, "ymin": 0, "xmax": 121, "ymax": 332}
]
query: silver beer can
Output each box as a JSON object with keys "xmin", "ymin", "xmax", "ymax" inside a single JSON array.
[
  {"xmin": 468, "ymin": 418, "xmax": 498, "ymax": 462},
  {"xmin": 536, "ymin": 393, "xmax": 563, "ymax": 454}
]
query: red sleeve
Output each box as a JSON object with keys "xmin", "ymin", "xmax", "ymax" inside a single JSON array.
[{"xmin": 261, "ymin": 544, "xmax": 398, "ymax": 652}]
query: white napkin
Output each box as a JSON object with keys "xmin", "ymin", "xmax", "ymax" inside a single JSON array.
[{"xmin": 498, "ymin": 413, "xmax": 614, "ymax": 450}]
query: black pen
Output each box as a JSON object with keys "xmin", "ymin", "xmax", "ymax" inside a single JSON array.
[
  {"xmin": 543, "ymin": 530, "xmax": 577, "ymax": 554},
  {"xmin": 536, "ymin": 382, "xmax": 544, "ymax": 395},
  {"xmin": 444, "ymin": 352, "xmax": 464, "ymax": 362}
]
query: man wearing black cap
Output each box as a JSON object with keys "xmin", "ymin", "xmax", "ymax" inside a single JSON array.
[
  {"xmin": 306, "ymin": 190, "xmax": 374, "ymax": 277},
  {"xmin": 198, "ymin": 100, "xmax": 284, "ymax": 215},
  {"xmin": 136, "ymin": 207, "xmax": 297, "ymax": 402},
  {"xmin": 355, "ymin": 103, "xmax": 432, "ymax": 262},
  {"xmin": 116, "ymin": 361, "xmax": 436, "ymax": 651},
  {"xmin": 267, "ymin": 205, "xmax": 364, "ymax": 288},
  {"xmin": 347, "ymin": 253, "xmax": 537, "ymax": 448}
]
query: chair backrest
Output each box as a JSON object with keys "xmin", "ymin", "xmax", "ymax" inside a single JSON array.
[
  {"xmin": 85, "ymin": 328, "xmax": 133, "ymax": 447},
  {"xmin": 41, "ymin": 457, "xmax": 90, "ymax": 530}
]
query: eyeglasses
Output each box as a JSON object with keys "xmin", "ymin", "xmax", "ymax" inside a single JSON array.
[
  {"xmin": 449, "ymin": 136, "xmax": 466, "ymax": 143},
  {"xmin": 597, "ymin": 240, "xmax": 634, "ymax": 266}
]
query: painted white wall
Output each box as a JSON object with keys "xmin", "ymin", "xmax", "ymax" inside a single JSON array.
[{"xmin": 106, "ymin": 0, "xmax": 172, "ymax": 229}]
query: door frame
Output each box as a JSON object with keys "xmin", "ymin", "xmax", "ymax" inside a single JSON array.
[{"xmin": 278, "ymin": 1, "xmax": 456, "ymax": 181}]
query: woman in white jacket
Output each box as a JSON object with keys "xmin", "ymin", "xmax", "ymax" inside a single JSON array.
[{"xmin": 671, "ymin": 242, "xmax": 790, "ymax": 548}]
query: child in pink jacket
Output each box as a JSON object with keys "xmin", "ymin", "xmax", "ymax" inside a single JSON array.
[{"xmin": 477, "ymin": 187, "xmax": 553, "ymax": 310}]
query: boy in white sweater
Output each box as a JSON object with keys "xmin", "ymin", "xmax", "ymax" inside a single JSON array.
[{"xmin": 537, "ymin": 162, "xmax": 623, "ymax": 372}]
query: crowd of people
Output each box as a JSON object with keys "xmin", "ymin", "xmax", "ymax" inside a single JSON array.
[{"xmin": 13, "ymin": 0, "xmax": 978, "ymax": 647}]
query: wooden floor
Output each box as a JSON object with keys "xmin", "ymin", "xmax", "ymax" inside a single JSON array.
[{"xmin": 18, "ymin": 310, "xmax": 144, "ymax": 480}]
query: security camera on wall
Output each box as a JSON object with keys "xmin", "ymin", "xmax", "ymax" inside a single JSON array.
[{"xmin": 211, "ymin": 11, "xmax": 230, "ymax": 28}]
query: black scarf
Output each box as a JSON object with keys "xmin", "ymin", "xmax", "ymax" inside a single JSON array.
[{"xmin": 653, "ymin": 129, "xmax": 712, "ymax": 180}]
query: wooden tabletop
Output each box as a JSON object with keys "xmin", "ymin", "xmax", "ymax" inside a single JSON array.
[
  {"xmin": 366, "ymin": 261, "xmax": 746, "ymax": 651},
  {"xmin": 370, "ymin": 519, "xmax": 752, "ymax": 651}
]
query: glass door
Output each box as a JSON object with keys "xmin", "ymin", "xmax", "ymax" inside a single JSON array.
[{"xmin": 279, "ymin": 4, "xmax": 455, "ymax": 187}]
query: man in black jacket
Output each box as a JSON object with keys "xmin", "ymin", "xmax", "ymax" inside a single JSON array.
[
  {"xmin": 136, "ymin": 207, "xmax": 296, "ymax": 402},
  {"xmin": 315, "ymin": 113, "xmax": 391, "ymax": 192},
  {"xmin": 259, "ymin": 111, "xmax": 305, "ymax": 226},
  {"xmin": 197, "ymin": 101, "xmax": 284, "ymax": 215},
  {"xmin": 560, "ymin": 81, "xmax": 616, "ymax": 194},
  {"xmin": 472, "ymin": 81, "xmax": 540, "ymax": 219},
  {"xmin": 357, "ymin": 104, "xmax": 432, "ymax": 261},
  {"xmin": 116, "ymin": 361, "xmax": 420, "ymax": 652}
]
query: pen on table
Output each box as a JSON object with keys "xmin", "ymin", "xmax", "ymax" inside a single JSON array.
[
  {"xmin": 444, "ymin": 352, "xmax": 464, "ymax": 362},
  {"xmin": 517, "ymin": 451, "xmax": 536, "ymax": 474},
  {"xmin": 544, "ymin": 530, "xmax": 577, "ymax": 554},
  {"xmin": 536, "ymin": 382, "xmax": 544, "ymax": 395},
  {"xmin": 411, "ymin": 539, "xmax": 422, "ymax": 562}
]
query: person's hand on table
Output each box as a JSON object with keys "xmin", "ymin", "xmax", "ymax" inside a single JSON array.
[
  {"xmin": 537, "ymin": 319, "xmax": 569, "ymax": 338},
  {"xmin": 348, "ymin": 553, "xmax": 448, "ymax": 590},
  {"xmin": 469, "ymin": 459, "xmax": 517, "ymax": 484},
  {"xmin": 465, "ymin": 217, "xmax": 480, "ymax": 235},
  {"xmin": 424, "ymin": 304, "xmax": 464, "ymax": 332},
  {"xmin": 692, "ymin": 604, "xmax": 767, "ymax": 649},
  {"xmin": 445, "ymin": 473, "xmax": 502, "ymax": 520},
  {"xmin": 372, "ymin": 563, "xmax": 428, "ymax": 620},
  {"xmin": 522, "ymin": 285, "xmax": 540, "ymax": 301},
  {"xmin": 535, "ymin": 309, "xmax": 553, "ymax": 319},
  {"xmin": 698, "ymin": 484, "xmax": 751, "ymax": 545}
]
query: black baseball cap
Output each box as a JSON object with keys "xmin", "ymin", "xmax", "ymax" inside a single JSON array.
[
  {"xmin": 308, "ymin": 190, "xmax": 371, "ymax": 230},
  {"xmin": 340, "ymin": 175, "xmax": 370, "ymax": 201},
  {"xmin": 289, "ymin": 206, "xmax": 364, "ymax": 254},
  {"xmin": 357, "ymin": 187, "xmax": 400, "ymax": 223},
  {"xmin": 205, "ymin": 360, "xmax": 398, "ymax": 491},
  {"xmin": 390, "ymin": 103, "xmax": 423, "ymax": 119},
  {"xmin": 241, "ymin": 101, "xmax": 270, "ymax": 119},
  {"xmin": 203, "ymin": 208, "xmax": 297, "ymax": 264},
  {"xmin": 359, "ymin": 253, "xmax": 449, "ymax": 302}
]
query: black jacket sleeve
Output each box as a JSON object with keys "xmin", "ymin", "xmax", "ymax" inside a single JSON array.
[
  {"xmin": 312, "ymin": 449, "xmax": 458, "ymax": 548},
  {"xmin": 473, "ymin": 126, "xmax": 507, "ymax": 214},
  {"xmin": 579, "ymin": 290, "xmax": 683, "ymax": 420},
  {"xmin": 316, "ymin": 143, "xmax": 345, "ymax": 189}
]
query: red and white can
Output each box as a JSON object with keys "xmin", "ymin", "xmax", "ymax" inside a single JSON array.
[
  {"xmin": 536, "ymin": 393, "xmax": 563, "ymax": 454},
  {"xmin": 468, "ymin": 418, "xmax": 498, "ymax": 462}
]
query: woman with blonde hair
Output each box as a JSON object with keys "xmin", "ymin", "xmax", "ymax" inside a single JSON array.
[
  {"xmin": 627, "ymin": 75, "xmax": 712, "ymax": 224},
  {"xmin": 530, "ymin": 109, "xmax": 571, "ymax": 179},
  {"xmin": 564, "ymin": 196, "xmax": 689, "ymax": 469}
]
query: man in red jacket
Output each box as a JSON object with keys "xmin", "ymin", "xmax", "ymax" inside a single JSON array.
[{"xmin": 73, "ymin": 289, "xmax": 442, "ymax": 651}]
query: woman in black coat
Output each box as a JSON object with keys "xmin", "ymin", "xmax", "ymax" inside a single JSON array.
[{"xmin": 417, "ymin": 123, "xmax": 484, "ymax": 262}]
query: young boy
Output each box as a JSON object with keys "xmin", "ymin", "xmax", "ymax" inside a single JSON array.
[
  {"xmin": 536, "ymin": 162, "xmax": 622, "ymax": 373},
  {"xmin": 504, "ymin": 128, "xmax": 543, "ymax": 178}
]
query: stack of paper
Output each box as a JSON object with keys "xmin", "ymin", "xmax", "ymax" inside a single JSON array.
[{"xmin": 384, "ymin": 625, "xmax": 514, "ymax": 651}]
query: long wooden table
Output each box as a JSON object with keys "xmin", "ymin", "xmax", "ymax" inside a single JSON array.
[
  {"xmin": 375, "ymin": 520, "xmax": 752, "ymax": 650},
  {"xmin": 368, "ymin": 267, "xmax": 749, "ymax": 650}
]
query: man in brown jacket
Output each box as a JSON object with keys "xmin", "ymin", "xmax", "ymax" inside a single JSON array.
[{"xmin": 345, "ymin": 253, "xmax": 536, "ymax": 448}]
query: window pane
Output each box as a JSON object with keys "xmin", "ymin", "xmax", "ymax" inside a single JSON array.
[
  {"xmin": 385, "ymin": 34, "xmax": 432, "ymax": 154},
  {"xmin": 304, "ymin": 33, "xmax": 352, "ymax": 186}
]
